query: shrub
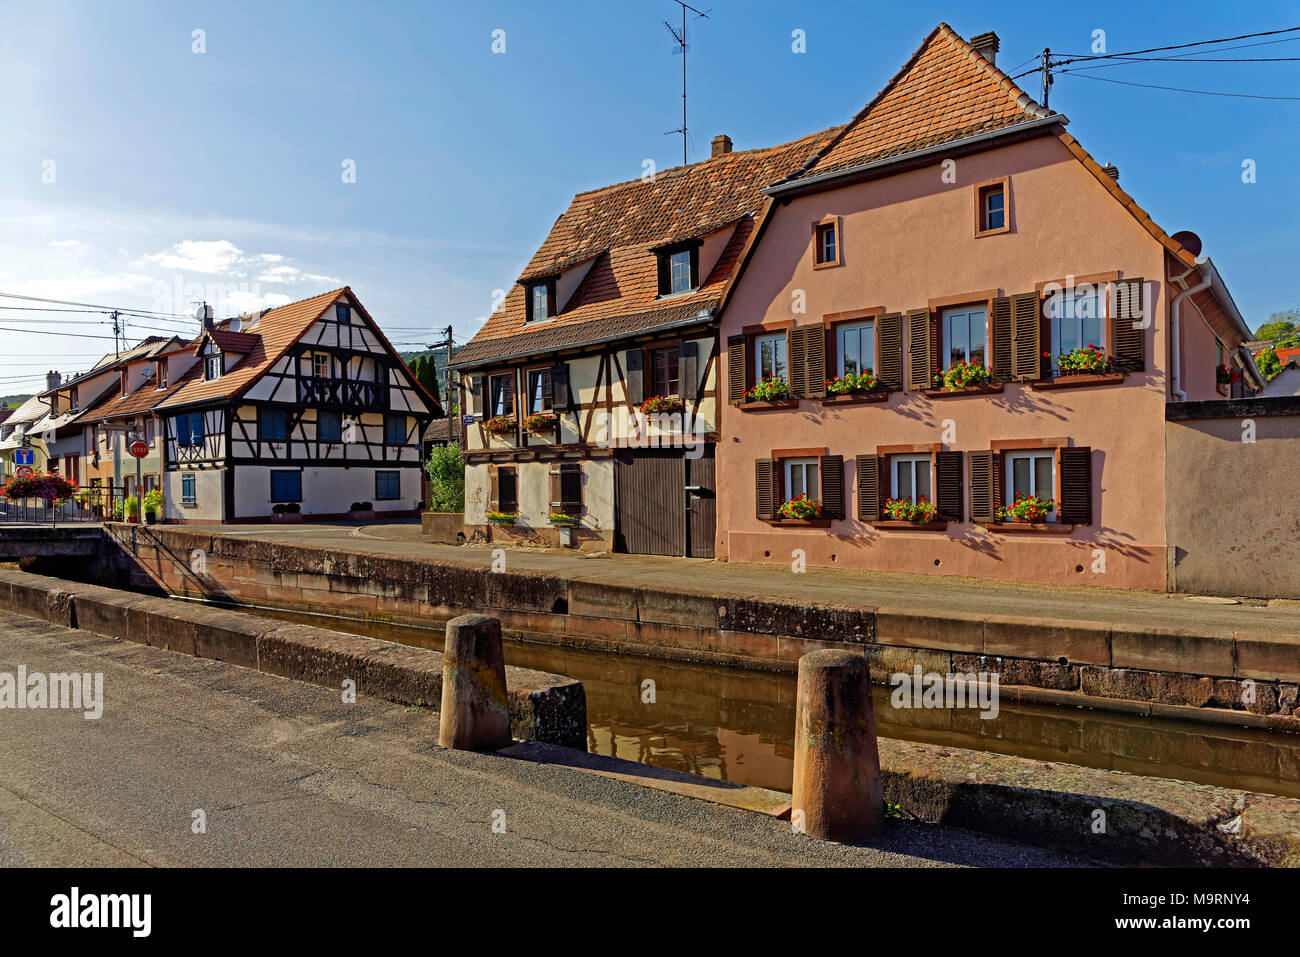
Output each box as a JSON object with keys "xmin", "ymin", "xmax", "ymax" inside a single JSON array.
[
  {"xmin": 350, "ymin": 501, "xmax": 373, "ymax": 511},
  {"xmin": 425, "ymin": 442, "xmax": 465, "ymax": 513},
  {"xmin": 123, "ymin": 495, "xmax": 140, "ymax": 519},
  {"xmin": 143, "ymin": 488, "xmax": 164, "ymax": 514},
  {"xmin": 1, "ymin": 470, "xmax": 79, "ymax": 504}
]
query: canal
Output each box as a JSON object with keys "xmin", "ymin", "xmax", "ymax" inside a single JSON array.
[{"xmin": 186, "ymin": 599, "xmax": 1300, "ymax": 799}]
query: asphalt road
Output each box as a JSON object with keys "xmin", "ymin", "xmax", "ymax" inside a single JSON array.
[{"xmin": 0, "ymin": 611, "xmax": 1089, "ymax": 867}]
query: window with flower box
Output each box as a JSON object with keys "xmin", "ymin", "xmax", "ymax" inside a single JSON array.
[{"xmin": 754, "ymin": 451, "xmax": 843, "ymax": 521}]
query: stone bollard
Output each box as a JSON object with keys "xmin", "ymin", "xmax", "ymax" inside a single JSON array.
[
  {"xmin": 791, "ymin": 649, "xmax": 883, "ymax": 842},
  {"xmin": 439, "ymin": 614, "xmax": 513, "ymax": 751}
]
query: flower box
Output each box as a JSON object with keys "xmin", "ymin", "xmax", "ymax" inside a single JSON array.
[
  {"xmin": 922, "ymin": 382, "xmax": 1005, "ymax": 398},
  {"xmin": 743, "ymin": 375, "xmax": 790, "ymax": 403},
  {"xmin": 483, "ymin": 415, "xmax": 516, "ymax": 437},
  {"xmin": 639, "ymin": 395, "xmax": 685, "ymax": 415},
  {"xmin": 820, "ymin": 391, "xmax": 890, "ymax": 405},
  {"xmin": 486, "ymin": 511, "xmax": 517, "ymax": 526},
  {"xmin": 1031, "ymin": 372, "xmax": 1125, "ymax": 391},
  {"xmin": 737, "ymin": 398, "xmax": 800, "ymax": 411},
  {"xmin": 987, "ymin": 522, "xmax": 1074, "ymax": 534},
  {"xmin": 882, "ymin": 497, "xmax": 938, "ymax": 524},
  {"xmin": 932, "ymin": 361, "xmax": 991, "ymax": 392},
  {"xmin": 522, "ymin": 412, "xmax": 559, "ymax": 434},
  {"xmin": 872, "ymin": 520, "xmax": 949, "ymax": 531},
  {"xmin": 548, "ymin": 513, "xmax": 579, "ymax": 526},
  {"xmin": 776, "ymin": 494, "xmax": 824, "ymax": 521}
]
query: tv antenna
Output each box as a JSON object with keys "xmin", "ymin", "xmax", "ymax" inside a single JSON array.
[{"xmin": 663, "ymin": 1, "xmax": 710, "ymax": 166}]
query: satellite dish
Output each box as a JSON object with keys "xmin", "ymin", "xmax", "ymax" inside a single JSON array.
[
  {"xmin": 194, "ymin": 304, "xmax": 207, "ymax": 322},
  {"xmin": 1171, "ymin": 231, "xmax": 1203, "ymax": 257},
  {"xmin": 229, "ymin": 317, "xmax": 242, "ymax": 333}
]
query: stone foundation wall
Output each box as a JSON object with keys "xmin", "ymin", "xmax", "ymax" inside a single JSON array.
[{"xmin": 94, "ymin": 523, "xmax": 1300, "ymax": 725}]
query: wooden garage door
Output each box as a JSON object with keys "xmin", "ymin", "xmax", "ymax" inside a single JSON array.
[
  {"xmin": 686, "ymin": 446, "xmax": 716, "ymax": 559},
  {"xmin": 614, "ymin": 450, "xmax": 685, "ymax": 556}
]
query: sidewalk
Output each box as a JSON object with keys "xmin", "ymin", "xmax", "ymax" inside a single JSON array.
[
  {"xmin": 0, "ymin": 611, "xmax": 1084, "ymax": 867},
  {"xmin": 215, "ymin": 522, "xmax": 1300, "ymax": 638}
]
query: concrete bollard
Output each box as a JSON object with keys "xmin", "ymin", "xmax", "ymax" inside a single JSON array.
[
  {"xmin": 791, "ymin": 649, "xmax": 883, "ymax": 842},
  {"xmin": 438, "ymin": 614, "xmax": 513, "ymax": 751}
]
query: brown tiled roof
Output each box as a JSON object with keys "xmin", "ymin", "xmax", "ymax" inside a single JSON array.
[
  {"xmin": 156, "ymin": 288, "xmax": 345, "ymax": 410},
  {"xmin": 779, "ymin": 23, "xmax": 1051, "ymax": 184},
  {"xmin": 422, "ymin": 417, "xmax": 453, "ymax": 443},
  {"xmin": 201, "ymin": 329, "xmax": 260, "ymax": 354},
  {"xmin": 87, "ymin": 362, "xmax": 191, "ymax": 421},
  {"xmin": 456, "ymin": 127, "xmax": 840, "ymax": 368}
]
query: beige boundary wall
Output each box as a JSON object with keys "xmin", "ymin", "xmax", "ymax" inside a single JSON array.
[
  {"xmin": 92, "ymin": 524, "xmax": 1300, "ymax": 725},
  {"xmin": 1166, "ymin": 397, "xmax": 1300, "ymax": 598}
]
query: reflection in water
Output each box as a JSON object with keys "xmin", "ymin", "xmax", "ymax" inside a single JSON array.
[{"xmin": 222, "ymin": 603, "xmax": 1300, "ymax": 798}]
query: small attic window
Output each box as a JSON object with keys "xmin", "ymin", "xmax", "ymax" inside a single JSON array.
[
  {"xmin": 813, "ymin": 217, "xmax": 841, "ymax": 268},
  {"xmin": 205, "ymin": 354, "xmax": 222, "ymax": 381},
  {"xmin": 120, "ymin": 370, "xmax": 129, "ymax": 397},
  {"xmin": 156, "ymin": 361, "xmax": 168, "ymax": 389},
  {"xmin": 335, "ymin": 304, "xmax": 350, "ymax": 324},
  {"xmin": 656, "ymin": 241, "xmax": 700, "ymax": 297},
  {"xmin": 526, "ymin": 279, "xmax": 557, "ymax": 323},
  {"xmin": 975, "ymin": 178, "xmax": 1010, "ymax": 236}
]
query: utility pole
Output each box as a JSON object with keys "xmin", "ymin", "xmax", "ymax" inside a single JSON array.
[
  {"xmin": 444, "ymin": 325, "xmax": 455, "ymax": 417},
  {"xmin": 110, "ymin": 310, "xmax": 122, "ymax": 357},
  {"xmin": 1040, "ymin": 47, "xmax": 1053, "ymax": 109}
]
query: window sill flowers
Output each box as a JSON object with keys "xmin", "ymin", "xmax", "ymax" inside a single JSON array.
[
  {"xmin": 745, "ymin": 375, "xmax": 789, "ymax": 402},
  {"xmin": 1, "ymin": 471, "xmax": 79, "ymax": 504},
  {"xmin": 486, "ymin": 511, "xmax": 517, "ymax": 525},
  {"xmin": 883, "ymin": 496, "xmax": 937, "ymax": 523},
  {"xmin": 522, "ymin": 411, "xmax": 559, "ymax": 434},
  {"xmin": 484, "ymin": 415, "xmax": 516, "ymax": 437},
  {"xmin": 548, "ymin": 512, "xmax": 578, "ymax": 526},
  {"xmin": 1054, "ymin": 345, "xmax": 1109, "ymax": 375},
  {"xmin": 825, "ymin": 371, "xmax": 879, "ymax": 395},
  {"xmin": 776, "ymin": 494, "xmax": 823, "ymax": 520},
  {"xmin": 933, "ymin": 361, "xmax": 990, "ymax": 391},
  {"xmin": 639, "ymin": 395, "xmax": 685, "ymax": 415},
  {"xmin": 994, "ymin": 493, "xmax": 1055, "ymax": 524}
]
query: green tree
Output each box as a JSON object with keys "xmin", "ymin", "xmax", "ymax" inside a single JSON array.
[
  {"xmin": 424, "ymin": 442, "xmax": 464, "ymax": 513},
  {"xmin": 1255, "ymin": 309, "xmax": 1300, "ymax": 348},
  {"xmin": 1256, "ymin": 347, "xmax": 1282, "ymax": 381}
]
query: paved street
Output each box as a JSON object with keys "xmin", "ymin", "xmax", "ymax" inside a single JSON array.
[
  {"xmin": 212, "ymin": 521, "xmax": 1300, "ymax": 637},
  {"xmin": 0, "ymin": 611, "xmax": 1087, "ymax": 867}
]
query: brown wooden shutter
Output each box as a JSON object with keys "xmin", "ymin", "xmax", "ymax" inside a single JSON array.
[
  {"xmin": 679, "ymin": 340, "xmax": 698, "ymax": 400},
  {"xmin": 470, "ymin": 375, "xmax": 485, "ymax": 416},
  {"xmin": 1010, "ymin": 291, "xmax": 1042, "ymax": 379},
  {"xmin": 1059, "ymin": 446, "xmax": 1092, "ymax": 525},
  {"xmin": 755, "ymin": 458, "xmax": 775, "ymax": 520},
  {"xmin": 935, "ymin": 450, "xmax": 963, "ymax": 522},
  {"xmin": 546, "ymin": 282, "xmax": 557, "ymax": 318},
  {"xmin": 804, "ymin": 326, "xmax": 826, "ymax": 397},
  {"xmin": 501, "ymin": 374, "xmax": 516, "ymax": 416},
  {"xmin": 624, "ymin": 349, "xmax": 644, "ymax": 405},
  {"xmin": 548, "ymin": 464, "xmax": 561, "ymax": 512},
  {"xmin": 906, "ymin": 308, "xmax": 932, "ymax": 391},
  {"xmin": 557, "ymin": 463, "xmax": 582, "ymax": 514},
  {"xmin": 488, "ymin": 465, "xmax": 500, "ymax": 512},
  {"xmin": 855, "ymin": 454, "xmax": 879, "ymax": 521},
  {"xmin": 991, "ymin": 298, "xmax": 1013, "ymax": 379},
  {"xmin": 727, "ymin": 334, "xmax": 747, "ymax": 403},
  {"xmin": 788, "ymin": 326, "xmax": 807, "ymax": 397},
  {"xmin": 969, "ymin": 450, "xmax": 994, "ymax": 523},
  {"xmin": 549, "ymin": 363, "xmax": 569, "ymax": 410},
  {"xmin": 819, "ymin": 455, "xmax": 844, "ymax": 519},
  {"xmin": 877, "ymin": 313, "xmax": 903, "ymax": 389},
  {"xmin": 656, "ymin": 253, "xmax": 670, "ymax": 296},
  {"xmin": 1111, "ymin": 278, "xmax": 1146, "ymax": 372}
]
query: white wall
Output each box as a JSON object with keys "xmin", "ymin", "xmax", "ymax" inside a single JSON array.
[
  {"xmin": 233, "ymin": 464, "xmax": 420, "ymax": 518},
  {"xmin": 165, "ymin": 468, "xmax": 225, "ymax": 522}
]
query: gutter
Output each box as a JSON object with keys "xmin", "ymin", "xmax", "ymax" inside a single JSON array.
[
  {"xmin": 449, "ymin": 309, "xmax": 716, "ymax": 372},
  {"xmin": 1169, "ymin": 258, "xmax": 1212, "ymax": 402},
  {"xmin": 763, "ymin": 114, "xmax": 1068, "ymax": 199}
]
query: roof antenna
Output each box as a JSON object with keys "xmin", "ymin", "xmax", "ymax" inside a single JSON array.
[{"xmin": 663, "ymin": 1, "xmax": 710, "ymax": 166}]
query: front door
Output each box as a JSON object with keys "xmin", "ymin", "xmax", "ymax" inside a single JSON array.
[{"xmin": 613, "ymin": 444, "xmax": 716, "ymax": 557}]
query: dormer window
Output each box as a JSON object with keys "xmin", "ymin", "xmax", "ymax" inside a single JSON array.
[
  {"xmin": 120, "ymin": 370, "xmax": 129, "ymax": 397},
  {"xmin": 205, "ymin": 354, "xmax": 222, "ymax": 381},
  {"xmin": 526, "ymin": 279, "xmax": 557, "ymax": 322},
  {"xmin": 156, "ymin": 361, "xmax": 168, "ymax": 389},
  {"xmin": 335, "ymin": 304, "xmax": 350, "ymax": 324},
  {"xmin": 656, "ymin": 241, "xmax": 700, "ymax": 297}
]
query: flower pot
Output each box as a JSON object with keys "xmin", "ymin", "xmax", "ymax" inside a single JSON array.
[
  {"xmin": 349, "ymin": 509, "xmax": 376, "ymax": 521},
  {"xmin": 145, "ymin": 511, "xmax": 158, "ymax": 525},
  {"xmin": 271, "ymin": 512, "xmax": 303, "ymax": 523}
]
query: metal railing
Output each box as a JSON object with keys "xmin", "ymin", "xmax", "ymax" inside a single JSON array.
[{"xmin": 0, "ymin": 485, "xmax": 128, "ymax": 525}]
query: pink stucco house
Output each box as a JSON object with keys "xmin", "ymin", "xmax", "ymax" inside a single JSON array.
[{"xmin": 715, "ymin": 24, "xmax": 1263, "ymax": 590}]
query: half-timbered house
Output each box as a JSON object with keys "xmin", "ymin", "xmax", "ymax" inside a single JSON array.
[
  {"xmin": 450, "ymin": 128, "xmax": 839, "ymax": 554},
  {"xmin": 154, "ymin": 287, "xmax": 441, "ymax": 523}
]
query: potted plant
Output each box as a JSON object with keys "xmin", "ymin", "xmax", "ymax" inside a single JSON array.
[
  {"xmin": 777, "ymin": 494, "xmax": 823, "ymax": 521},
  {"xmin": 349, "ymin": 500, "xmax": 376, "ymax": 521},
  {"xmin": 486, "ymin": 510, "xmax": 517, "ymax": 525},
  {"xmin": 522, "ymin": 411, "xmax": 559, "ymax": 434},
  {"xmin": 548, "ymin": 512, "xmax": 578, "ymax": 526},
  {"xmin": 994, "ymin": 493, "xmax": 1055, "ymax": 524},
  {"xmin": 932, "ymin": 361, "xmax": 991, "ymax": 391},
  {"xmin": 1055, "ymin": 344, "xmax": 1109, "ymax": 376},
  {"xmin": 483, "ymin": 415, "xmax": 516, "ymax": 437},
  {"xmin": 825, "ymin": 371, "xmax": 879, "ymax": 396},
  {"xmin": 883, "ymin": 496, "xmax": 938, "ymax": 524},
  {"xmin": 272, "ymin": 502, "xmax": 303, "ymax": 523},
  {"xmin": 123, "ymin": 495, "xmax": 141, "ymax": 524},
  {"xmin": 639, "ymin": 395, "xmax": 685, "ymax": 415},
  {"xmin": 1216, "ymin": 364, "xmax": 1239, "ymax": 395},
  {"xmin": 143, "ymin": 488, "xmax": 164, "ymax": 525},
  {"xmin": 744, "ymin": 375, "xmax": 789, "ymax": 403}
]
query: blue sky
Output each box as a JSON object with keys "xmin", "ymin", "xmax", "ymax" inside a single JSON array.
[{"xmin": 1, "ymin": 0, "xmax": 1297, "ymax": 392}]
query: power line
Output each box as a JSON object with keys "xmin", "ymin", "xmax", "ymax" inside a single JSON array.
[
  {"xmin": 0, "ymin": 291, "xmax": 190, "ymax": 318},
  {"xmin": 1062, "ymin": 71, "xmax": 1300, "ymax": 100},
  {"xmin": 1055, "ymin": 25, "xmax": 1300, "ymax": 68}
]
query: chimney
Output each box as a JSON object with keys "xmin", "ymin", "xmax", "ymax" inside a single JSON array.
[
  {"xmin": 711, "ymin": 134, "xmax": 733, "ymax": 158},
  {"xmin": 1102, "ymin": 163, "xmax": 1120, "ymax": 183},
  {"xmin": 970, "ymin": 31, "xmax": 999, "ymax": 66},
  {"xmin": 46, "ymin": 370, "xmax": 61, "ymax": 392}
]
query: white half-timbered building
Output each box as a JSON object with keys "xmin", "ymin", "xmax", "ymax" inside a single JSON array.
[{"xmin": 155, "ymin": 287, "xmax": 441, "ymax": 523}]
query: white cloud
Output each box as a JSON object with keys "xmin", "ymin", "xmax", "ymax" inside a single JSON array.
[
  {"xmin": 48, "ymin": 239, "xmax": 83, "ymax": 248},
  {"xmin": 143, "ymin": 239, "xmax": 244, "ymax": 274}
]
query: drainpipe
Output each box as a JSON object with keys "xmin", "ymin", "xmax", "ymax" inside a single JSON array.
[{"xmin": 1169, "ymin": 258, "xmax": 1211, "ymax": 402}]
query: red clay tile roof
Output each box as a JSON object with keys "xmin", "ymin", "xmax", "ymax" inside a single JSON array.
[
  {"xmin": 779, "ymin": 23, "xmax": 1051, "ymax": 183},
  {"xmin": 157, "ymin": 288, "xmax": 346, "ymax": 410},
  {"xmin": 455, "ymin": 127, "xmax": 840, "ymax": 368},
  {"xmin": 200, "ymin": 329, "xmax": 260, "ymax": 354}
]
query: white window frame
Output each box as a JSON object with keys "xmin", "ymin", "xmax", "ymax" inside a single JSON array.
[
  {"xmin": 755, "ymin": 333, "xmax": 788, "ymax": 382},
  {"xmin": 1005, "ymin": 450, "xmax": 1057, "ymax": 521},
  {"xmin": 313, "ymin": 353, "xmax": 331, "ymax": 379},
  {"xmin": 984, "ymin": 188, "xmax": 1005, "ymax": 231},
  {"xmin": 838, "ymin": 320, "xmax": 875, "ymax": 377},
  {"xmin": 891, "ymin": 454, "xmax": 932, "ymax": 505},
  {"xmin": 204, "ymin": 355, "xmax": 222, "ymax": 381},
  {"xmin": 1048, "ymin": 285, "xmax": 1107, "ymax": 370},
  {"xmin": 817, "ymin": 223, "xmax": 837, "ymax": 264},
  {"xmin": 530, "ymin": 283, "xmax": 550, "ymax": 321},
  {"xmin": 669, "ymin": 249, "xmax": 693, "ymax": 294},
  {"xmin": 784, "ymin": 457, "xmax": 820, "ymax": 501},
  {"xmin": 941, "ymin": 307, "xmax": 988, "ymax": 370}
]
